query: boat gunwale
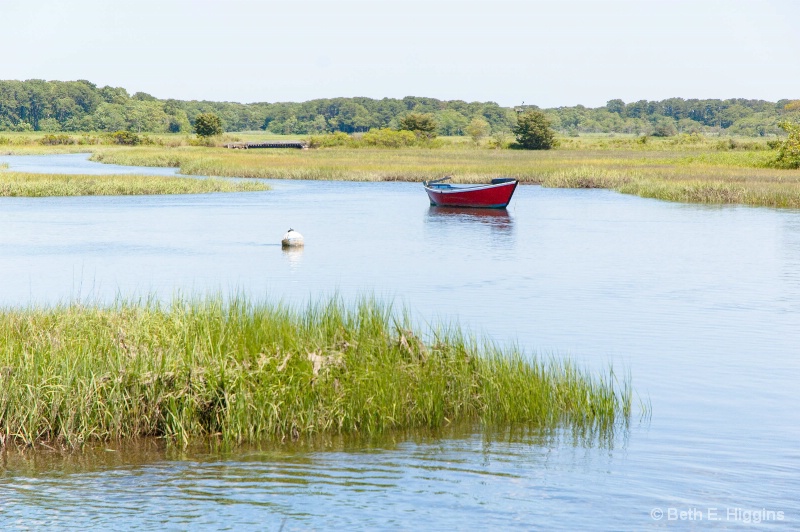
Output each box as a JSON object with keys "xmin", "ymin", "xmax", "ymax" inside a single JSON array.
[{"xmin": 422, "ymin": 180, "xmax": 518, "ymax": 195}]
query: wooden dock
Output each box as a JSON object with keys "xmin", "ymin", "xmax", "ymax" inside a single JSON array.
[{"xmin": 224, "ymin": 141, "xmax": 307, "ymax": 149}]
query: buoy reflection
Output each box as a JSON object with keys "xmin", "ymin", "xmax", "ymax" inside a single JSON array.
[{"xmin": 282, "ymin": 247, "xmax": 304, "ymax": 270}]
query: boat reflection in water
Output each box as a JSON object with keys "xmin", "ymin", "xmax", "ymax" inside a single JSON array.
[{"xmin": 426, "ymin": 206, "xmax": 513, "ymax": 231}]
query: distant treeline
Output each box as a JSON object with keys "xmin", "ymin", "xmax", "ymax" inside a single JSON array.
[
  {"xmin": 1, "ymin": 79, "xmax": 798, "ymax": 137},
  {"xmin": 547, "ymin": 98, "xmax": 800, "ymax": 137}
]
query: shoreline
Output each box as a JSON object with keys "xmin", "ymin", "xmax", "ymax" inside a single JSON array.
[{"xmin": 2, "ymin": 141, "xmax": 799, "ymax": 208}]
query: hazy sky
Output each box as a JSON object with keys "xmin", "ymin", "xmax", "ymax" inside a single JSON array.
[{"xmin": 2, "ymin": 0, "xmax": 798, "ymax": 107}]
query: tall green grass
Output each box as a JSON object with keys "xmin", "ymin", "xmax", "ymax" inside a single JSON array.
[
  {"xmin": 0, "ymin": 171, "xmax": 269, "ymax": 197},
  {"xmin": 0, "ymin": 296, "xmax": 633, "ymax": 449}
]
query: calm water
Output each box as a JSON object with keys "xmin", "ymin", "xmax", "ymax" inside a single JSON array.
[{"xmin": 1, "ymin": 154, "xmax": 799, "ymax": 529}]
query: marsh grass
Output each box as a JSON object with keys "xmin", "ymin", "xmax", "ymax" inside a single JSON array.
[
  {"xmin": 86, "ymin": 145, "xmax": 800, "ymax": 208},
  {"xmin": 6, "ymin": 132, "xmax": 799, "ymax": 207},
  {"xmin": 557, "ymin": 134, "xmax": 776, "ymax": 152},
  {"xmin": 0, "ymin": 171, "xmax": 269, "ymax": 197},
  {"xmin": 0, "ymin": 131, "xmax": 306, "ymax": 152},
  {"xmin": 0, "ymin": 296, "xmax": 632, "ymax": 449}
]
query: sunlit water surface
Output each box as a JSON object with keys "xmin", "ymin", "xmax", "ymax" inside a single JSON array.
[{"xmin": 1, "ymin": 154, "xmax": 799, "ymax": 529}]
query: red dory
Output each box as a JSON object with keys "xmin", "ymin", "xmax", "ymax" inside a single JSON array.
[{"xmin": 423, "ymin": 177, "xmax": 518, "ymax": 208}]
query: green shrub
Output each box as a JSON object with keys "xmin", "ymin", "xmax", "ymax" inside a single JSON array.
[
  {"xmin": 13, "ymin": 121, "xmax": 33, "ymax": 132},
  {"xmin": 39, "ymin": 134, "xmax": 75, "ymax": 146},
  {"xmin": 513, "ymin": 110, "xmax": 557, "ymax": 150},
  {"xmin": 361, "ymin": 128, "xmax": 417, "ymax": 148},
  {"xmin": 188, "ymin": 136, "xmax": 219, "ymax": 147},
  {"xmin": 486, "ymin": 132, "xmax": 512, "ymax": 150},
  {"xmin": 109, "ymin": 130, "xmax": 142, "ymax": 145},
  {"xmin": 398, "ymin": 112, "xmax": 438, "ymax": 139},
  {"xmin": 307, "ymin": 132, "xmax": 354, "ymax": 148},
  {"xmin": 465, "ymin": 118, "xmax": 491, "ymax": 145},
  {"xmin": 772, "ymin": 120, "xmax": 800, "ymax": 168},
  {"xmin": 671, "ymin": 133, "xmax": 704, "ymax": 145},
  {"xmin": 194, "ymin": 112, "xmax": 223, "ymax": 137},
  {"xmin": 767, "ymin": 139, "xmax": 782, "ymax": 150},
  {"xmin": 710, "ymin": 138, "xmax": 767, "ymax": 152},
  {"xmin": 651, "ymin": 120, "xmax": 677, "ymax": 137},
  {"xmin": 78, "ymin": 134, "xmax": 104, "ymax": 145}
]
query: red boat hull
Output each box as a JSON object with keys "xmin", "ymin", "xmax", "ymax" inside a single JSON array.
[{"xmin": 424, "ymin": 180, "xmax": 518, "ymax": 208}]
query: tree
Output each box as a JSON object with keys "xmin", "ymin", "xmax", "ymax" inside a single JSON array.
[
  {"xmin": 99, "ymin": 85, "xmax": 130, "ymax": 105},
  {"xmin": 309, "ymin": 114, "xmax": 329, "ymax": 133},
  {"xmin": 651, "ymin": 118, "xmax": 677, "ymax": 137},
  {"xmin": 436, "ymin": 109, "xmax": 468, "ymax": 136},
  {"xmin": 93, "ymin": 103, "xmax": 127, "ymax": 131},
  {"xmin": 513, "ymin": 110, "xmax": 557, "ymax": 150},
  {"xmin": 194, "ymin": 112, "xmax": 223, "ymax": 137},
  {"xmin": 132, "ymin": 91, "xmax": 157, "ymax": 101},
  {"xmin": 398, "ymin": 112, "xmax": 438, "ymax": 139},
  {"xmin": 329, "ymin": 101, "xmax": 373, "ymax": 133},
  {"xmin": 25, "ymin": 79, "xmax": 51, "ymax": 130},
  {"xmin": 282, "ymin": 115, "xmax": 298, "ymax": 135},
  {"xmin": 125, "ymin": 100, "xmax": 169, "ymax": 133},
  {"xmin": 167, "ymin": 109, "xmax": 191, "ymax": 133},
  {"xmin": 784, "ymin": 100, "xmax": 800, "ymax": 112},
  {"xmin": 774, "ymin": 120, "xmax": 800, "ymax": 169},
  {"xmin": 0, "ymin": 79, "xmax": 793, "ymax": 137},
  {"xmin": 465, "ymin": 117, "xmax": 491, "ymax": 145},
  {"xmin": 606, "ymin": 99, "xmax": 626, "ymax": 115}
]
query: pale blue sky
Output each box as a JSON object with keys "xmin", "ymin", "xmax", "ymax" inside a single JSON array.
[{"xmin": 1, "ymin": 0, "xmax": 797, "ymax": 107}]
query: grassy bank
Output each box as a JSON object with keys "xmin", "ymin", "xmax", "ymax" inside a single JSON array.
[
  {"xmin": 88, "ymin": 144, "xmax": 781, "ymax": 183},
  {"xmin": 5, "ymin": 132, "xmax": 799, "ymax": 207},
  {"xmin": 0, "ymin": 171, "xmax": 269, "ymax": 197},
  {"xmin": 87, "ymin": 144, "xmax": 800, "ymax": 208},
  {"xmin": 0, "ymin": 297, "xmax": 632, "ymax": 449}
]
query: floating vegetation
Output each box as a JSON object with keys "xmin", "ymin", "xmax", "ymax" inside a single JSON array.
[{"xmin": 0, "ymin": 296, "xmax": 633, "ymax": 448}]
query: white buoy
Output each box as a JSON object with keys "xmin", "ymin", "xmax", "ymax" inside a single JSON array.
[{"xmin": 281, "ymin": 228, "xmax": 304, "ymax": 248}]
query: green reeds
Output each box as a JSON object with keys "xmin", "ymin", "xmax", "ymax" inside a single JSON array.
[
  {"xmin": 0, "ymin": 171, "xmax": 269, "ymax": 197},
  {"xmin": 0, "ymin": 296, "xmax": 632, "ymax": 448}
]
